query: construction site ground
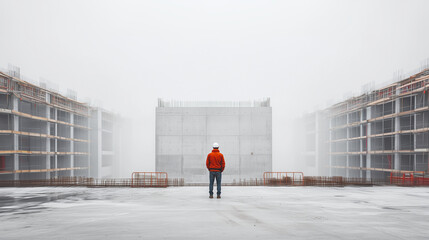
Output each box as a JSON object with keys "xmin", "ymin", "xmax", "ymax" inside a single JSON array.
[{"xmin": 0, "ymin": 186, "xmax": 428, "ymax": 239}]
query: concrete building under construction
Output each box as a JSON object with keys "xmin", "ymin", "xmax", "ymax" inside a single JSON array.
[
  {"xmin": 301, "ymin": 67, "xmax": 429, "ymax": 179},
  {"xmin": 156, "ymin": 98, "xmax": 272, "ymax": 183},
  {"xmin": 0, "ymin": 68, "xmax": 120, "ymax": 180}
]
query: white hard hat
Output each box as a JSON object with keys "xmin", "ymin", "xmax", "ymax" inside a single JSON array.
[{"xmin": 213, "ymin": 142, "xmax": 219, "ymax": 148}]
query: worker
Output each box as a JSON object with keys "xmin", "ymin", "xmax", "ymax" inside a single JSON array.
[{"xmin": 206, "ymin": 142, "xmax": 225, "ymax": 199}]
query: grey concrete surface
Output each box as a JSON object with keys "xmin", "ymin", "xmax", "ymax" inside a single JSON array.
[{"xmin": 0, "ymin": 186, "xmax": 428, "ymax": 240}]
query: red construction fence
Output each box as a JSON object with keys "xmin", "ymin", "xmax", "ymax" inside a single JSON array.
[{"xmin": 390, "ymin": 172, "xmax": 429, "ymax": 186}]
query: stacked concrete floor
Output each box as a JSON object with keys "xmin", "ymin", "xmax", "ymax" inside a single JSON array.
[
  {"xmin": 0, "ymin": 70, "xmax": 119, "ymax": 180},
  {"xmin": 303, "ymin": 68, "xmax": 429, "ymax": 178},
  {"xmin": 0, "ymin": 71, "xmax": 90, "ymax": 180}
]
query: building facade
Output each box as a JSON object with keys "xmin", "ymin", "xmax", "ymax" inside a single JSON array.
[
  {"xmin": 306, "ymin": 68, "xmax": 429, "ymax": 179},
  {"xmin": 0, "ymin": 69, "xmax": 120, "ymax": 180},
  {"xmin": 156, "ymin": 98, "xmax": 272, "ymax": 183},
  {"xmin": 0, "ymin": 70, "xmax": 90, "ymax": 180}
]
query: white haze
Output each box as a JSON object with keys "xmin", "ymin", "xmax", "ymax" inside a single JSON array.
[{"xmin": 1, "ymin": 0, "xmax": 429, "ymax": 177}]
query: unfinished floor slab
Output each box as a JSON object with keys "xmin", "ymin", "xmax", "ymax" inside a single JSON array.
[{"xmin": 0, "ymin": 186, "xmax": 428, "ymax": 239}]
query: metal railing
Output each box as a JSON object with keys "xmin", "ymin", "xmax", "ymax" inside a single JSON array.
[
  {"xmin": 131, "ymin": 172, "xmax": 168, "ymax": 188},
  {"xmin": 0, "ymin": 175, "xmax": 428, "ymax": 187},
  {"xmin": 263, "ymin": 172, "xmax": 305, "ymax": 186}
]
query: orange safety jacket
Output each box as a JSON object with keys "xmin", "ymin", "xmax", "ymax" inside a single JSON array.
[{"xmin": 206, "ymin": 149, "xmax": 225, "ymax": 172}]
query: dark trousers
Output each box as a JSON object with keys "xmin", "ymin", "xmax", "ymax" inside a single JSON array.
[{"xmin": 209, "ymin": 171, "xmax": 222, "ymax": 195}]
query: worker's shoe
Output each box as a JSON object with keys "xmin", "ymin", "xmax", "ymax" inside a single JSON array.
[
  {"xmin": 209, "ymin": 194, "xmax": 213, "ymax": 199},
  {"xmin": 217, "ymin": 195, "xmax": 221, "ymax": 199}
]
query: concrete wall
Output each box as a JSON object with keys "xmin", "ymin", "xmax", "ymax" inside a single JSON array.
[
  {"xmin": 90, "ymin": 108, "xmax": 118, "ymax": 178},
  {"xmin": 156, "ymin": 106, "xmax": 272, "ymax": 183},
  {"xmin": 297, "ymin": 111, "xmax": 330, "ymax": 176}
]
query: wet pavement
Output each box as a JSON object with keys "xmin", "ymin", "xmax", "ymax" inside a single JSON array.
[{"xmin": 0, "ymin": 186, "xmax": 429, "ymax": 239}]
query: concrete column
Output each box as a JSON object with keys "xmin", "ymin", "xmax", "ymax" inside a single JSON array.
[
  {"xmin": 12, "ymin": 95, "xmax": 19, "ymax": 180},
  {"xmin": 359, "ymin": 109, "xmax": 364, "ymax": 178},
  {"xmin": 86, "ymin": 113, "xmax": 90, "ymax": 177},
  {"xmin": 315, "ymin": 112, "xmax": 319, "ymax": 175},
  {"xmin": 180, "ymin": 114, "xmax": 184, "ymax": 178},
  {"xmin": 90, "ymin": 109, "xmax": 102, "ymax": 179},
  {"xmin": 238, "ymin": 109, "xmax": 241, "ymax": 180},
  {"xmin": 366, "ymin": 106, "xmax": 372, "ymax": 180},
  {"xmin": 329, "ymin": 117, "xmax": 332, "ymax": 177},
  {"xmin": 54, "ymin": 109, "xmax": 58, "ymax": 178},
  {"xmin": 413, "ymin": 96, "xmax": 417, "ymax": 171},
  {"xmin": 46, "ymin": 104, "xmax": 51, "ymax": 179},
  {"xmin": 394, "ymin": 98, "xmax": 401, "ymax": 170},
  {"xmin": 346, "ymin": 112, "xmax": 349, "ymax": 178},
  {"xmin": 112, "ymin": 116, "xmax": 118, "ymax": 178},
  {"xmin": 70, "ymin": 113, "xmax": 74, "ymax": 177},
  {"xmin": 97, "ymin": 110, "xmax": 102, "ymax": 178}
]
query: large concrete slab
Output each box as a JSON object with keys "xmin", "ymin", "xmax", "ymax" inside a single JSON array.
[
  {"xmin": 156, "ymin": 105, "xmax": 272, "ymax": 183},
  {"xmin": 0, "ymin": 187, "xmax": 428, "ymax": 240}
]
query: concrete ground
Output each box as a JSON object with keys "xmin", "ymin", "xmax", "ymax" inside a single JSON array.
[{"xmin": 0, "ymin": 186, "xmax": 428, "ymax": 240}]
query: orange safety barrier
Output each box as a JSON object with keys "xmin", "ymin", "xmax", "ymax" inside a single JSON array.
[
  {"xmin": 390, "ymin": 172, "xmax": 429, "ymax": 186},
  {"xmin": 131, "ymin": 172, "xmax": 168, "ymax": 188},
  {"xmin": 263, "ymin": 172, "xmax": 305, "ymax": 186},
  {"xmin": 414, "ymin": 176, "xmax": 429, "ymax": 186},
  {"xmin": 390, "ymin": 172, "xmax": 414, "ymax": 186}
]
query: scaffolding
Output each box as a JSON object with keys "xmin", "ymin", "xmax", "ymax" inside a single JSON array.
[
  {"xmin": 324, "ymin": 68, "xmax": 429, "ymax": 179},
  {"xmin": 0, "ymin": 69, "xmax": 91, "ymax": 180}
]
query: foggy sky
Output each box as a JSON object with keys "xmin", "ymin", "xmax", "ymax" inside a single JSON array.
[{"xmin": 1, "ymin": 0, "xmax": 429, "ymax": 175}]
